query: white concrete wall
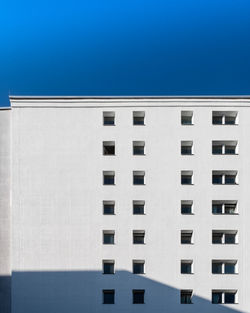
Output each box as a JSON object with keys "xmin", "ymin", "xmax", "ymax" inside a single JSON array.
[{"xmin": 10, "ymin": 98, "xmax": 250, "ymax": 313}]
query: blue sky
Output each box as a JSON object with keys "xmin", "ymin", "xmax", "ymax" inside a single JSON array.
[{"xmin": 1, "ymin": 0, "xmax": 250, "ymax": 106}]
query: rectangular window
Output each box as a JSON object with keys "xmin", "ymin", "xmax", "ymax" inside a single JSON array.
[
  {"xmin": 103, "ymin": 112, "xmax": 115, "ymax": 126},
  {"xmin": 181, "ymin": 111, "xmax": 193, "ymax": 125},
  {"xmin": 103, "ymin": 141, "xmax": 115, "ymax": 155},
  {"xmin": 181, "ymin": 200, "xmax": 193, "ymax": 214},
  {"xmin": 103, "ymin": 231, "xmax": 115, "ymax": 244},
  {"xmin": 212, "ymin": 171, "xmax": 238, "ymax": 185},
  {"xmin": 212, "ymin": 201, "xmax": 237, "ymax": 214},
  {"xmin": 133, "ymin": 260, "xmax": 145, "ymax": 274},
  {"xmin": 212, "ymin": 260, "xmax": 237, "ymax": 274},
  {"xmin": 133, "ymin": 141, "xmax": 145, "ymax": 155},
  {"xmin": 181, "ymin": 171, "xmax": 193, "ymax": 185},
  {"xmin": 212, "ymin": 290, "xmax": 237, "ymax": 304},
  {"xmin": 133, "ymin": 171, "xmax": 145, "ymax": 185},
  {"xmin": 103, "ymin": 290, "xmax": 115, "ymax": 304},
  {"xmin": 133, "ymin": 290, "xmax": 145, "ymax": 304},
  {"xmin": 212, "ymin": 231, "xmax": 237, "ymax": 244},
  {"xmin": 180, "ymin": 290, "xmax": 193, "ymax": 304},
  {"xmin": 181, "ymin": 230, "xmax": 193, "ymax": 244},
  {"xmin": 212, "ymin": 140, "xmax": 238, "ymax": 155},
  {"xmin": 133, "ymin": 230, "xmax": 145, "ymax": 244},
  {"xmin": 133, "ymin": 111, "xmax": 145, "ymax": 125},
  {"xmin": 133, "ymin": 201, "xmax": 145, "ymax": 215},
  {"xmin": 212, "ymin": 111, "xmax": 238, "ymax": 125},
  {"xmin": 181, "ymin": 260, "xmax": 193, "ymax": 274},
  {"xmin": 103, "ymin": 260, "xmax": 115, "ymax": 274},
  {"xmin": 181, "ymin": 141, "xmax": 193, "ymax": 155},
  {"xmin": 103, "ymin": 201, "xmax": 115, "ymax": 215},
  {"xmin": 103, "ymin": 171, "xmax": 115, "ymax": 185}
]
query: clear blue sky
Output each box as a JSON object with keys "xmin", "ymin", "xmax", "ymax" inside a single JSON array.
[{"xmin": 1, "ymin": 0, "xmax": 250, "ymax": 106}]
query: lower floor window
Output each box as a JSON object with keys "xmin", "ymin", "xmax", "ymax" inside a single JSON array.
[
  {"xmin": 212, "ymin": 290, "xmax": 237, "ymax": 304},
  {"xmin": 180, "ymin": 290, "xmax": 193, "ymax": 304},
  {"xmin": 103, "ymin": 289, "xmax": 115, "ymax": 304},
  {"xmin": 133, "ymin": 289, "xmax": 145, "ymax": 304}
]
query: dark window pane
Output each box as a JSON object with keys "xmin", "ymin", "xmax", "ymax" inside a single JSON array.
[
  {"xmin": 181, "ymin": 204, "xmax": 192, "ymax": 214},
  {"xmin": 103, "ymin": 234, "xmax": 114, "ymax": 244},
  {"xmin": 181, "ymin": 263, "xmax": 192, "ymax": 274},
  {"xmin": 212, "ymin": 292, "xmax": 222, "ymax": 304},
  {"xmin": 104, "ymin": 175, "xmax": 114, "ymax": 185},
  {"xmin": 212, "ymin": 204, "xmax": 223, "ymax": 214},
  {"xmin": 133, "ymin": 290, "xmax": 145, "ymax": 304},
  {"xmin": 133, "ymin": 263, "xmax": 144, "ymax": 274},
  {"xmin": 133, "ymin": 175, "xmax": 144, "ymax": 185},
  {"xmin": 213, "ymin": 116, "xmax": 223, "ymax": 125},
  {"xmin": 225, "ymin": 233, "xmax": 235, "ymax": 244},
  {"xmin": 225, "ymin": 175, "xmax": 236, "ymax": 184},
  {"xmin": 181, "ymin": 233, "xmax": 192, "ymax": 244},
  {"xmin": 225, "ymin": 204, "xmax": 236, "ymax": 214},
  {"xmin": 225, "ymin": 145, "xmax": 236, "ymax": 154},
  {"xmin": 103, "ymin": 204, "xmax": 114, "ymax": 215},
  {"xmin": 213, "ymin": 175, "xmax": 222, "ymax": 184},
  {"xmin": 103, "ymin": 262, "xmax": 114, "ymax": 274},
  {"xmin": 225, "ymin": 263, "xmax": 235, "ymax": 274},
  {"xmin": 133, "ymin": 116, "xmax": 144, "ymax": 125},
  {"xmin": 133, "ymin": 233, "xmax": 144, "ymax": 244},
  {"xmin": 133, "ymin": 204, "xmax": 144, "ymax": 215},
  {"xmin": 103, "ymin": 290, "xmax": 114, "ymax": 304},
  {"xmin": 225, "ymin": 292, "xmax": 235, "ymax": 303},
  {"xmin": 181, "ymin": 291, "xmax": 192, "ymax": 304},
  {"xmin": 133, "ymin": 146, "xmax": 144, "ymax": 155},
  {"xmin": 103, "ymin": 145, "xmax": 115, "ymax": 155},
  {"xmin": 212, "ymin": 262, "xmax": 222, "ymax": 274},
  {"xmin": 103, "ymin": 116, "xmax": 114, "ymax": 125},
  {"xmin": 225, "ymin": 116, "xmax": 236, "ymax": 125},
  {"xmin": 181, "ymin": 146, "xmax": 192, "ymax": 155},
  {"xmin": 212, "ymin": 233, "xmax": 223, "ymax": 244},
  {"xmin": 181, "ymin": 175, "xmax": 192, "ymax": 185},
  {"xmin": 181, "ymin": 116, "xmax": 192, "ymax": 125},
  {"xmin": 212, "ymin": 145, "xmax": 223, "ymax": 154}
]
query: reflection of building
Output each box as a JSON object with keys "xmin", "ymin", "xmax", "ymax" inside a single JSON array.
[{"xmin": 1, "ymin": 96, "xmax": 250, "ymax": 312}]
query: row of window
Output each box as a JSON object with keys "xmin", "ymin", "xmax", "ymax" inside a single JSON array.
[
  {"xmin": 102, "ymin": 289, "xmax": 238, "ymax": 304},
  {"xmin": 102, "ymin": 260, "xmax": 238, "ymax": 275},
  {"xmin": 103, "ymin": 200, "xmax": 238, "ymax": 215},
  {"xmin": 102, "ymin": 171, "xmax": 239, "ymax": 185},
  {"xmin": 102, "ymin": 230, "xmax": 238, "ymax": 245},
  {"xmin": 103, "ymin": 111, "xmax": 238, "ymax": 126},
  {"xmin": 103, "ymin": 140, "xmax": 239, "ymax": 156}
]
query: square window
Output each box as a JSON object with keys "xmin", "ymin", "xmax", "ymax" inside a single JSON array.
[
  {"xmin": 133, "ymin": 231, "xmax": 145, "ymax": 244},
  {"xmin": 225, "ymin": 116, "xmax": 236, "ymax": 125},
  {"xmin": 181, "ymin": 111, "xmax": 193, "ymax": 125},
  {"xmin": 103, "ymin": 141, "xmax": 115, "ymax": 155},
  {"xmin": 133, "ymin": 201, "xmax": 145, "ymax": 215},
  {"xmin": 181, "ymin": 201, "xmax": 193, "ymax": 214},
  {"xmin": 133, "ymin": 141, "xmax": 145, "ymax": 155},
  {"xmin": 212, "ymin": 262, "xmax": 223, "ymax": 274},
  {"xmin": 225, "ymin": 262, "xmax": 236, "ymax": 274},
  {"xmin": 212, "ymin": 203, "xmax": 223, "ymax": 214},
  {"xmin": 181, "ymin": 231, "xmax": 193, "ymax": 244},
  {"xmin": 180, "ymin": 290, "xmax": 193, "ymax": 304},
  {"xmin": 103, "ymin": 171, "xmax": 115, "ymax": 185},
  {"xmin": 225, "ymin": 175, "xmax": 236, "ymax": 184},
  {"xmin": 133, "ymin": 171, "xmax": 145, "ymax": 185},
  {"xmin": 225, "ymin": 292, "xmax": 236, "ymax": 303},
  {"xmin": 181, "ymin": 171, "xmax": 193, "ymax": 185},
  {"xmin": 181, "ymin": 141, "xmax": 193, "ymax": 155},
  {"xmin": 225, "ymin": 233, "xmax": 236, "ymax": 244},
  {"xmin": 133, "ymin": 260, "xmax": 145, "ymax": 274},
  {"xmin": 103, "ymin": 260, "xmax": 115, "ymax": 274},
  {"xmin": 133, "ymin": 111, "xmax": 145, "ymax": 125},
  {"xmin": 212, "ymin": 145, "xmax": 223, "ymax": 155},
  {"xmin": 103, "ymin": 201, "xmax": 115, "ymax": 215},
  {"xmin": 212, "ymin": 174, "xmax": 223, "ymax": 184},
  {"xmin": 181, "ymin": 261, "xmax": 193, "ymax": 274},
  {"xmin": 225, "ymin": 145, "xmax": 236, "ymax": 154},
  {"xmin": 212, "ymin": 232, "xmax": 223, "ymax": 244},
  {"xmin": 224, "ymin": 203, "xmax": 237, "ymax": 214},
  {"xmin": 103, "ymin": 231, "xmax": 115, "ymax": 244},
  {"xmin": 103, "ymin": 290, "xmax": 115, "ymax": 304},
  {"xmin": 212, "ymin": 115, "xmax": 223, "ymax": 125},
  {"xmin": 103, "ymin": 112, "xmax": 115, "ymax": 126},
  {"xmin": 133, "ymin": 290, "xmax": 145, "ymax": 304}
]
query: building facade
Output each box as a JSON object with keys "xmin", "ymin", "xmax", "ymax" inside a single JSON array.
[{"xmin": 1, "ymin": 96, "xmax": 250, "ymax": 312}]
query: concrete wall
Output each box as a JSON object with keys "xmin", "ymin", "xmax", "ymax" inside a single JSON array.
[{"xmin": 10, "ymin": 98, "xmax": 250, "ymax": 313}]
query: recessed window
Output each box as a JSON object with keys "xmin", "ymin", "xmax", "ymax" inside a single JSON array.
[
  {"xmin": 133, "ymin": 201, "xmax": 145, "ymax": 215},
  {"xmin": 181, "ymin": 260, "xmax": 193, "ymax": 274},
  {"xmin": 181, "ymin": 200, "xmax": 193, "ymax": 215},
  {"xmin": 133, "ymin": 111, "xmax": 145, "ymax": 125},
  {"xmin": 103, "ymin": 289, "xmax": 115, "ymax": 304},
  {"xmin": 133, "ymin": 141, "xmax": 145, "ymax": 155},
  {"xmin": 103, "ymin": 231, "xmax": 115, "ymax": 244},
  {"xmin": 133, "ymin": 171, "xmax": 145, "ymax": 185},
  {"xmin": 133, "ymin": 290, "xmax": 145, "ymax": 304},
  {"xmin": 181, "ymin": 230, "xmax": 193, "ymax": 244},
  {"xmin": 212, "ymin": 230, "xmax": 238, "ymax": 244},
  {"xmin": 133, "ymin": 230, "xmax": 145, "ymax": 244},
  {"xmin": 103, "ymin": 141, "xmax": 115, "ymax": 155},
  {"xmin": 212, "ymin": 290, "xmax": 237, "ymax": 304},
  {"xmin": 181, "ymin": 171, "xmax": 193, "ymax": 185},
  {"xmin": 212, "ymin": 111, "xmax": 238, "ymax": 125},
  {"xmin": 103, "ymin": 171, "xmax": 115, "ymax": 185},
  {"xmin": 181, "ymin": 111, "xmax": 193, "ymax": 125},
  {"xmin": 212, "ymin": 260, "xmax": 237, "ymax": 274},
  {"xmin": 212, "ymin": 141, "xmax": 238, "ymax": 155},
  {"xmin": 103, "ymin": 112, "xmax": 115, "ymax": 126},
  {"xmin": 212, "ymin": 171, "xmax": 238, "ymax": 185},
  {"xmin": 180, "ymin": 290, "xmax": 193, "ymax": 304},
  {"xmin": 103, "ymin": 260, "xmax": 115, "ymax": 274},
  {"xmin": 133, "ymin": 260, "xmax": 145, "ymax": 274},
  {"xmin": 181, "ymin": 141, "xmax": 193, "ymax": 155},
  {"xmin": 212, "ymin": 201, "xmax": 237, "ymax": 215},
  {"xmin": 103, "ymin": 201, "xmax": 115, "ymax": 215}
]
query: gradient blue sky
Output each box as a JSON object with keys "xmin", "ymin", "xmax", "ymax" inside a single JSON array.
[{"xmin": 1, "ymin": 0, "xmax": 250, "ymax": 106}]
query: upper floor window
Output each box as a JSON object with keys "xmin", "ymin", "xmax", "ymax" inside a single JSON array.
[
  {"xmin": 181, "ymin": 141, "xmax": 193, "ymax": 155},
  {"xmin": 181, "ymin": 171, "xmax": 193, "ymax": 185},
  {"xmin": 212, "ymin": 141, "xmax": 238, "ymax": 155},
  {"xmin": 133, "ymin": 111, "xmax": 145, "ymax": 125},
  {"xmin": 212, "ymin": 260, "xmax": 237, "ymax": 274},
  {"xmin": 103, "ymin": 230, "xmax": 115, "ymax": 244},
  {"xmin": 212, "ymin": 230, "xmax": 238, "ymax": 244},
  {"xmin": 103, "ymin": 112, "xmax": 115, "ymax": 125},
  {"xmin": 180, "ymin": 290, "xmax": 193, "ymax": 304},
  {"xmin": 133, "ymin": 171, "xmax": 145, "ymax": 185},
  {"xmin": 133, "ymin": 260, "xmax": 145, "ymax": 274},
  {"xmin": 103, "ymin": 201, "xmax": 115, "ymax": 215},
  {"xmin": 212, "ymin": 290, "xmax": 237, "ymax": 304},
  {"xmin": 181, "ymin": 230, "xmax": 193, "ymax": 244},
  {"xmin": 212, "ymin": 111, "xmax": 238, "ymax": 125},
  {"xmin": 103, "ymin": 260, "xmax": 115, "ymax": 274},
  {"xmin": 133, "ymin": 141, "xmax": 145, "ymax": 155},
  {"xmin": 103, "ymin": 171, "xmax": 115, "ymax": 185},
  {"xmin": 181, "ymin": 260, "xmax": 193, "ymax": 274},
  {"xmin": 181, "ymin": 200, "xmax": 193, "ymax": 215},
  {"xmin": 181, "ymin": 111, "xmax": 193, "ymax": 125},
  {"xmin": 133, "ymin": 200, "xmax": 145, "ymax": 215},
  {"xmin": 133, "ymin": 290, "xmax": 145, "ymax": 304},
  {"xmin": 103, "ymin": 289, "xmax": 115, "ymax": 304},
  {"xmin": 103, "ymin": 141, "xmax": 115, "ymax": 155},
  {"xmin": 133, "ymin": 230, "xmax": 145, "ymax": 244},
  {"xmin": 212, "ymin": 171, "xmax": 238, "ymax": 185},
  {"xmin": 212, "ymin": 201, "xmax": 237, "ymax": 215}
]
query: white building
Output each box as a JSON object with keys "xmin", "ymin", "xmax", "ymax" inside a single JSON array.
[{"xmin": 0, "ymin": 96, "xmax": 250, "ymax": 313}]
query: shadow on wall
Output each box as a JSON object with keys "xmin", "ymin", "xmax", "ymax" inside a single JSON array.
[{"xmin": 0, "ymin": 271, "xmax": 245, "ymax": 313}]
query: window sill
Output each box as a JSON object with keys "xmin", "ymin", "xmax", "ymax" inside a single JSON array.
[{"xmin": 212, "ymin": 213, "xmax": 239, "ymax": 216}]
